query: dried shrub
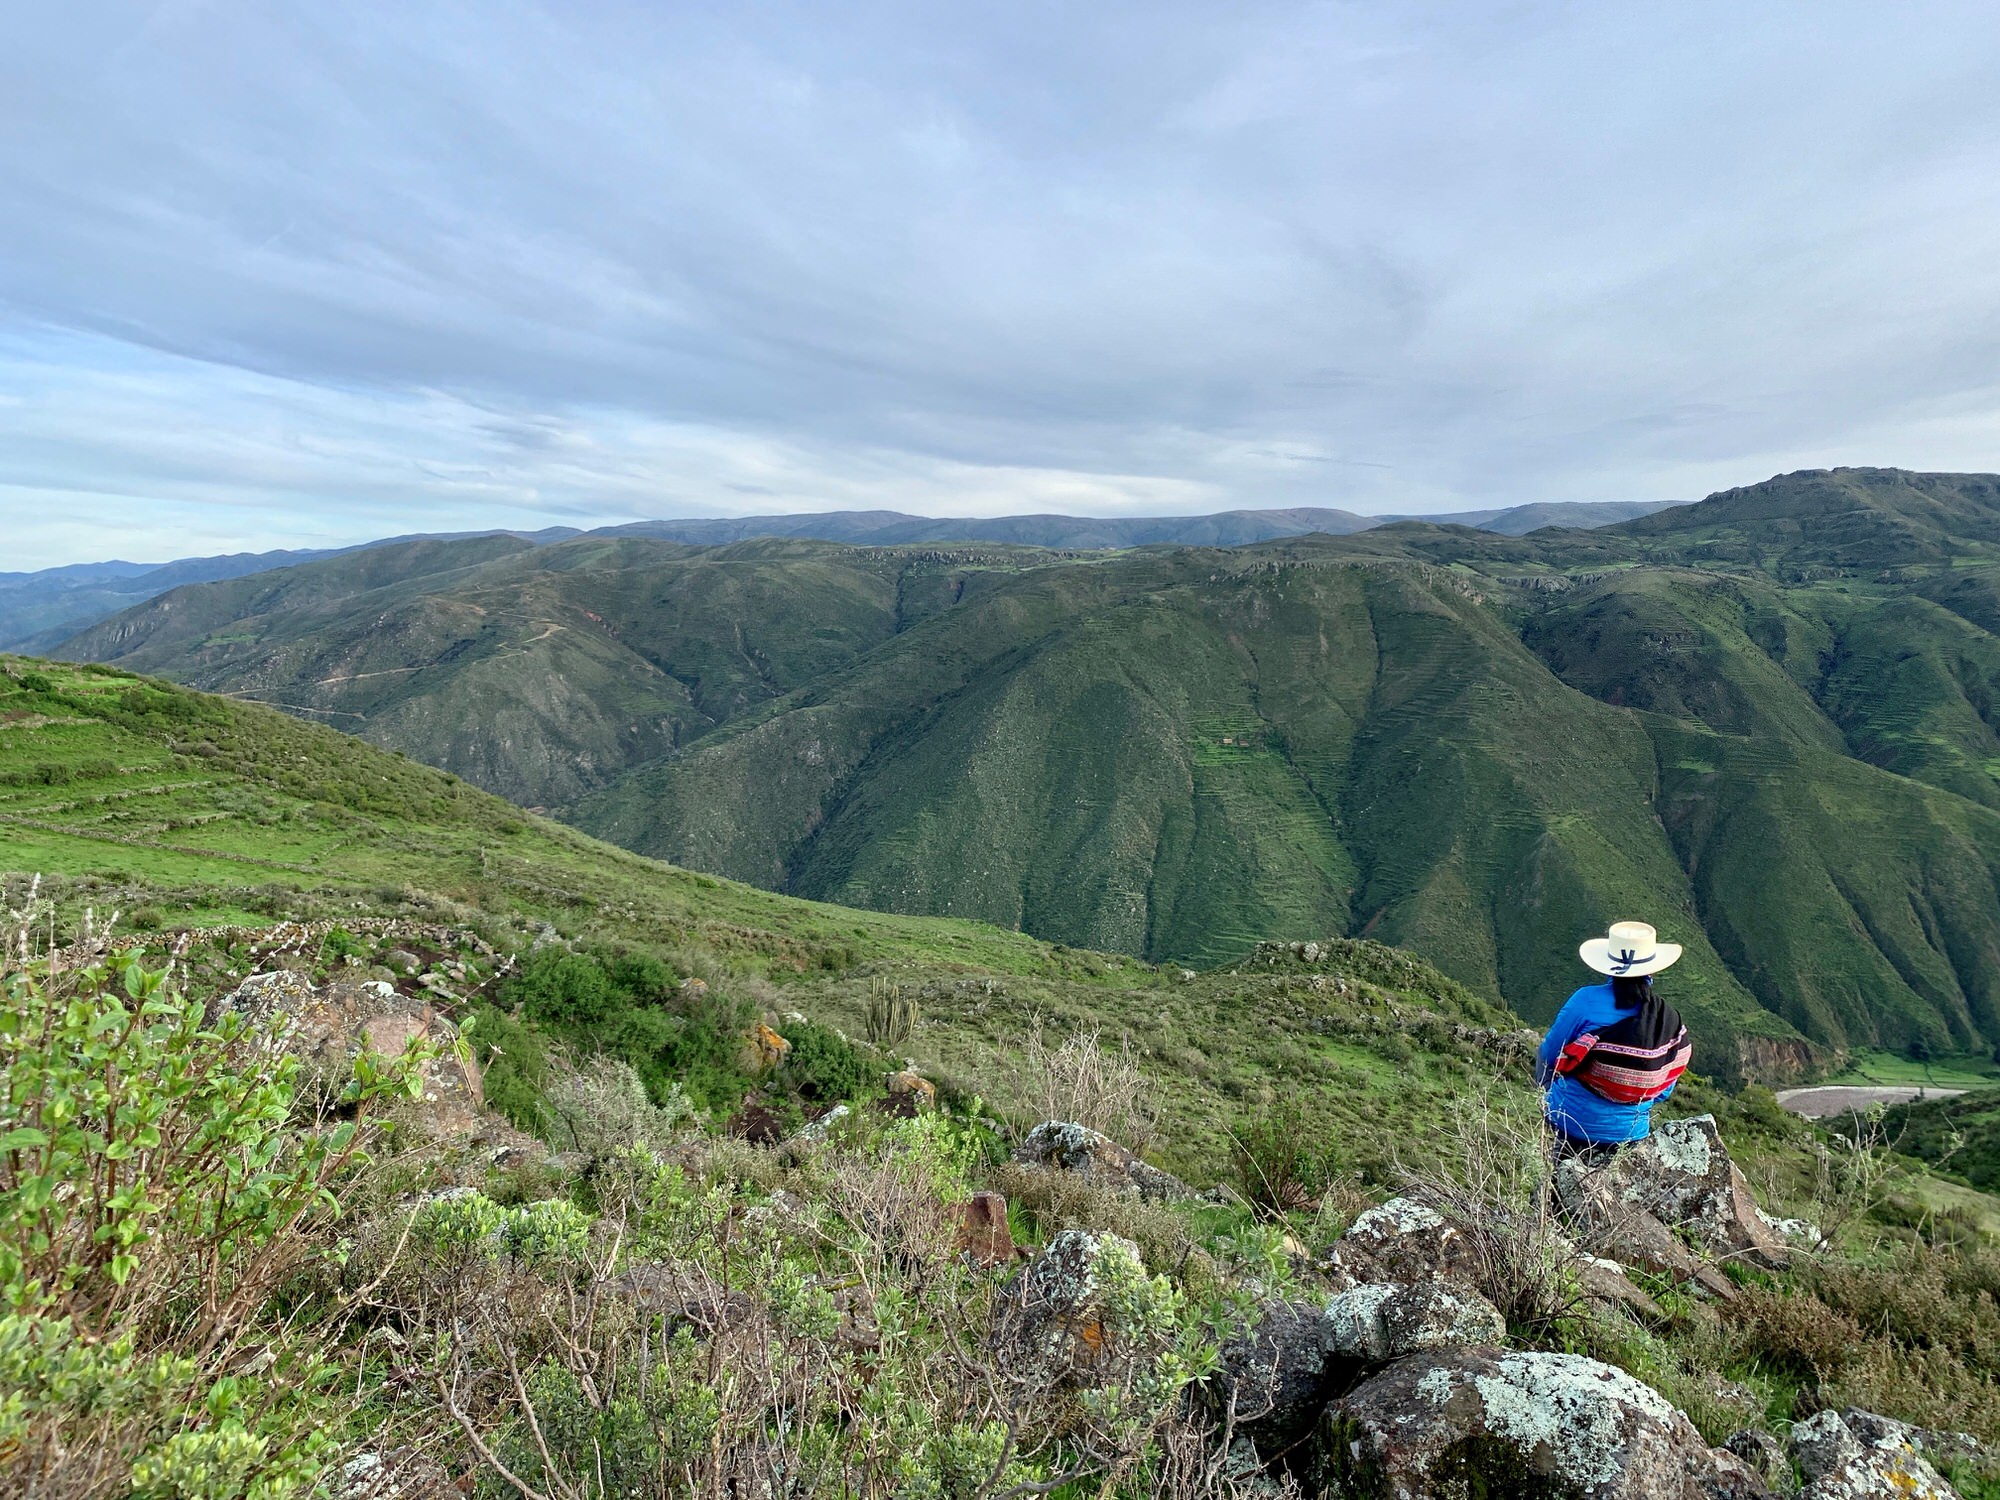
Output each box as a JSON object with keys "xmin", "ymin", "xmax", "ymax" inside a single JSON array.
[
  {"xmin": 1397, "ymin": 1087, "xmax": 1585, "ymax": 1339},
  {"xmin": 991, "ymin": 1160, "xmax": 1199, "ymax": 1275},
  {"xmin": 1022, "ymin": 1021, "xmax": 1157, "ymax": 1153}
]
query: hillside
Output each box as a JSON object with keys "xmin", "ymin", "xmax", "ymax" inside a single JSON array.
[
  {"xmin": 9, "ymin": 656, "xmax": 2000, "ymax": 1499},
  {"xmin": 56, "ymin": 468, "xmax": 2000, "ymax": 1074}
]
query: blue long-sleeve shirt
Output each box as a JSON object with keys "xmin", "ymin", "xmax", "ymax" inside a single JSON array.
[{"xmin": 1535, "ymin": 982, "xmax": 1677, "ymax": 1144}]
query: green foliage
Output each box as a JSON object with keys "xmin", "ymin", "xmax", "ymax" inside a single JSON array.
[
  {"xmin": 0, "ymin": 940, "xmax": 420, "ymax": 1496},
  {"xmin": 1231, "ymin": 1093, "xmax": 1344, "ymax": 1212},
  {"xmin": 781, "ymin": 1018, "xmax": 873, "ymax": 1101},
  {"xmin": 864, "ymin": 976, "xmax": 918, "ymax": 1049}
]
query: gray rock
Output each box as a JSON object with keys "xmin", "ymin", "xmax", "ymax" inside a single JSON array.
[
  {"xmin": 1313, "ymin": 1347, "xmax": 1772, "ymax": 1499},
  {"xmin": 1321, "ymin": 1282, "xmax": 1506, "ymax": 1362},
  {"xmin": 1330, "ymin": 1196, "xmax": 1478, "ymax": 1286},
  {"xmin": 1789, "ymin": 1408, "xmax": 1958, "ymax": 1499},
  {"xmin": 1214, "ymin": 1300, "xmax": 1333, "ymax": 1450},
  {"xmin": 1014, "ymin": 1121, "xmax": 1192, "ymax": 1201}
]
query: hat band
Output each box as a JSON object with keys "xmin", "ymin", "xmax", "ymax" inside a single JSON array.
[{"xmin": 1608, "ymin": 946, "xmax": 1655, "ymax": 973}]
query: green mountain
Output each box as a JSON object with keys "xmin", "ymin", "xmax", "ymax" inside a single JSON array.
[{"xmin": 56, "ymin": 467, "xmax": 2000, "ymax": 1072}]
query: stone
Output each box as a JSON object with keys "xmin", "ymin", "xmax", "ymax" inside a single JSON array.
[
  {"xmin": 333, "ymin": 1450, "xmax": 454, "ymax": 1499},
  {"xmin": 744, "ymin": 1022, "xmax": 791, "ymax": 1074},
  {"xmin": 1575, "ymin": 1256, "xmax": 1667, "ymax": 1322},
  {"xmin": 885, "ymin": 1070, "xmax": 937, "ymax": 1107},
  {"xmin": 994, "ymin": 1230, "xmax": 1135, "ymax": 1382},
  {"xmin": 679, "ymin": 976, "xmax": 709, "ymax": 999},
  {"xmin": 1329, "ymin": 1196, "xmax": 1479, "ymax": 1286},
  {"xmin": 1553, "ymin": 1156, "xmax": 1738, "ymax": 1301},
  {"xmin": 1613, "ymin": 1117, "xmax": 1792, "ymax": 1270},
  {"xmin": 220, "ymin": 972, "xmax": 492, "ymax": 1140},
  {"xmin": 1789, "ymin": 1408, "xmax": 1958, "ymax": 1500},
  {"xmin": 383, "ymin": 949, "xmax": 421, "ymax": 975},
  {"xmin": 1013, "ymin": 1121, "xmax": 1192, "ymax": 1201},
  {"xmin": 1214, "ymin": 1300, "xmax": 1333, "ymax": 1450},
  {"xmin": 956, "ymin": 1190, "xmax": 1015, "ymax": 1267},
  {"xmin": 1321, "ymin": 1282, "xmax": 1506, "ymax": 1362},
  {"xmin": 1313, "ymin": 1347, "xmax": 1773, "ymax": 1499},
  {"xmin": 1722, "ymin": 1429, "xmax": 1790, "ymax": 1490}
]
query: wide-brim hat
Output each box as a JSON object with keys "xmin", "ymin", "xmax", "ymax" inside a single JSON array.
[{"xmin": 1579, "ymin": 920, "xmax": 1682, "ymax": 977}]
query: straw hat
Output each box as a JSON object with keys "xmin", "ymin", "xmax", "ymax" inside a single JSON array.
[{"xmin": 1579, "ymin": 920, "xmax": 1682, "ymax": 977}]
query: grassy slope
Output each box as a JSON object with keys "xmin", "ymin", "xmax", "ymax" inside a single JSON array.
[
  {"xmin": 55, "ymin": 536, "xmax": 1046, "ymax": 808},
  {"xmin": 0, "ymin": 655, "xmax": 1552, "ymax": 1177}
]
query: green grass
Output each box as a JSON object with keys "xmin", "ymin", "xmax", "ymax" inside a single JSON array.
[{"xmin": 1821, "ymin": 1049, "xmax": 2000, "ymax": 1090}]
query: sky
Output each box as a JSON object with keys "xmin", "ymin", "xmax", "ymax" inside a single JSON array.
[{"xmin": 5, "ymin": 2, "xmax": 2000, "ymax": 568}]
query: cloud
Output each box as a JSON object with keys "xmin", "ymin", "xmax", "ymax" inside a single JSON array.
[{"xmin": 3, "ymin": 1, "xmax": 2000, "ymax": 565}]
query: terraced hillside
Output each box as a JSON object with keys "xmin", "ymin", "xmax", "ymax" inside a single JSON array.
[{"xmin": 58, "ymin": 467, "xmax": 2000, "ymax": 1071}]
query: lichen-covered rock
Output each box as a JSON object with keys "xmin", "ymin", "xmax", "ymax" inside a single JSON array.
[
  {"xmin": 1312, "ymin": 1347, "xmax": 1772, "ymax": 1499},
  {"xmin": 884, "ymin": 1070, "xmax": 937, "ymax": 1107},
  {"xmin": 1013, "ymin": 1121, "xmax": 1191, "ymax": 1201},
  {"xmin": 1610, "ymin": 1116, "xmax": 1792, "ymax": 1271},
  {"xmin": 1553, "ymin": 1156, "xmax": 1738, "ymax": 1300},
  {"xmin": 1329, "ymin": 1197, "xmax": 1478, "ymax": 1286},
  {"xmin": 1321, "ymin": 1282, "xmax": 1506, "ymax": 1362},
  {"xmin": 994, "ymin": 1229, "xmax": 1136, "ymax": 1380},
  {"xmin": 1789, "ymin": 1408, "xmax": 1959, "ymax": 1500}
]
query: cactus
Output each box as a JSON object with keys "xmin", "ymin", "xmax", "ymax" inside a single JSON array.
[{"xmin": 864, "ymin": 977, "xmax": 918, "ymax": 1049}]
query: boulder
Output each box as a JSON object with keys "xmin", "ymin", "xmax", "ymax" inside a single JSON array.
[
  {"xmin": 1553, "ymin": 1156, "xmax": 1737, "ymax": 1301},
  {"xmin": 993, "ymin": 1230, "xmax": 1137, "ymax": 1382},
  {"xmin": 1788, "ymin": 1408, "xmax": 1959, "ymax": 1500},
  {"xmin": 885, "ymin": 1070, "xmax": 937, "ymax": 1107},
  {"xmin": 1313, "ymin": 1347, "xmax": 1772, "ymax": 1499},
  {"xmin": 1583, "ymin": 1117, "xmax": 1792, "ymax": 1272},
  {"xmin": 1328, "ymin": 1197, "xmax": 1478, "ymax": 1286},
  {"xmin": 743, "ymin": 1022, "xmax": 791, "ymax": 1074},
  {"xmin": 221, "ymin": 972, "xmax": 490, "ymax": 1140},
  {"xmin": 1321, "ymin": 1282, "xmax": 1506, "ymax": 1362},
  {"xmin": 1013, "ymin": 1121, "xmax": 1192, "ymax": 1201},
  {"xmin": 1214, "ymin": 1299, "xmax": 1333, "ymax": 1450}
]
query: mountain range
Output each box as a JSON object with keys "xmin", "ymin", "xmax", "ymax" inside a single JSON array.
[
  {"xmin": 51, "ymin": 468, "xmax": 2000, "ymax": 1075},
  {"xmin": 0, "ymin": 500, "xmax": 1666, "ymax": 654}
]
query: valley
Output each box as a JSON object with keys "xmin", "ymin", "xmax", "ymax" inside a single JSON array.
[{"xmin": 51, "ymin": 467, "xmax": 2000, "ymax": 1076}]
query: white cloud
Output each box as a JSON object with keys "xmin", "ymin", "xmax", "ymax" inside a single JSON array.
[{"xmin": 2, "ymin": 1, "xmax": 2000, "ymax": 566}]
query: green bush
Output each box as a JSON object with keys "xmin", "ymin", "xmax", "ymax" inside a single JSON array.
[
  {"xmin": 1231, "ymin": 1093, "xmax": 1342, "ymax": 1212},
  {"xmin": 781, "ymin": 1019, "xmax": 873, "ymax": 1101}
]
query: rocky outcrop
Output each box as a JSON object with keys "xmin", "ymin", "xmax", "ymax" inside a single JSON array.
[
  {"xmin": 1553, "ymin": 1115, "xmax": 1797, "ymax": 1297},
  {"xmin": 1312, "ymin": 1347, "xmax": 1771, "ymax": 1499},
  {"xmin": 1789, "ymin": 1408, "xmax": 1960, "ymax": 1500},
  {"xmin": 1013, "ymin": 1121, "xmax": 1192, "ymax": 1201}
]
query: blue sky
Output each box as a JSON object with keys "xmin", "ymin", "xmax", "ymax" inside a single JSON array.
[{"xmin": 5, "ymin": 1, "xmax": 2000, "ymax": 567}]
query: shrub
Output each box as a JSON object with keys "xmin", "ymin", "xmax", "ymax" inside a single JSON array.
[
  {"xmin": 781, "ymin": 1019, "xmax": 873, "ymax": 1101},
  {"xmin": 0, "ymin": 914, "xmax": 417, "ymax": 1496},
  {"xmin": 1230, "ymin": 1093, "xmax": 1342, "ymax": 1212},
  {"xmin": 1022, "ymin": 1021, "xmax": 1157, "ymax": 1153}
]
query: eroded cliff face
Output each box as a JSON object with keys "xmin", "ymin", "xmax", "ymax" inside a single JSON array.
[{"xmin": 1733, "ymin": 1033, "xmax": 1824, "ymax": 1087}]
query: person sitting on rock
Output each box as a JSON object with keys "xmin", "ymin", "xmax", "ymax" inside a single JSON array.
[{"xmin": 1535, "ymin": 921, "xmax": 1692, "ymax": 1161}]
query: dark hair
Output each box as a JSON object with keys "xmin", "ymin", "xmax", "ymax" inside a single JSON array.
[{"xmin": 1611, "ymin": 974, "xmax": 1653, "ymax": 1010}]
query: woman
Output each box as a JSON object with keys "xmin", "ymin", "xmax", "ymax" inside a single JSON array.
[{"xmin": 1535, "ymin": 920, "xmax": 1693, "ymax": 1160}]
